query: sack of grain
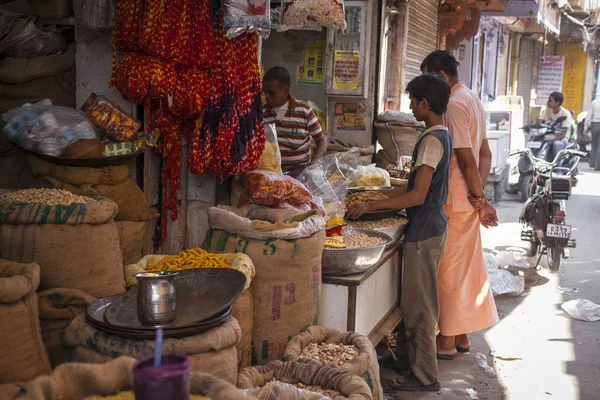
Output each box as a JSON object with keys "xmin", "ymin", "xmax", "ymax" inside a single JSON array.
[
  {"xmin": 12, "ymin": 356, "xmax": 255, "ymax": 400},
  {"xmin": 115, "ymin": 221, "xmax": 146, "ymax": 265},
  {"xmin": 64, "ymin": 315, "xmax": 242, "ymax": 384},
  {"xmin": 0, "ymin": 259, "xmax": 51, "ymax": 384},
  {"xmin": 283, "ymin": 326, "xmax": 383, "ymax": 400},
  {"xmin": 38, "ymin": 288, "xmax": 97, "ymax": 368},
  {"xmin": 0, "ymin": 190, "xmax": 126, "ymax": 298},
  {"xmin": 374, "ymin": 121, "xmax": 422, "ymax": 168},
  {"xmin": 232, "ymin": 289, "xmax": 253, "ymax": 370},
  {"xmin": 204, "ymin": 229, "xmax": 325, "ymax": 365},
  {"xmin": 237, "ymin": 360, "xmax": 373, "ymax": 400}
]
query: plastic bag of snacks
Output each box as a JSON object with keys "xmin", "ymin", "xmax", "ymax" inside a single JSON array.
[
  {"xmin": 297, "ymin": 165, "xmax": 346, "ymax": 231},
  {"xmin": 240, "ymin": 171, "xmax": 326, "ymax": 215},
  {"xmin": 81, "ymin": 93, "xmax": 141, "ymax": 142},
  {"xmin": 348, "ymin": 164, "xmax": 390, "ymax": 187},
  {"xmin": 2, "ymin": 100, "xmax": 99, "ymax": 157},
  {"xmin": 223, "ymin": 0, "xmax": 271, "ymax": 39},
  {"xmin": 281, "ymin": 0, "xmax": 347, "ymax": 30}
]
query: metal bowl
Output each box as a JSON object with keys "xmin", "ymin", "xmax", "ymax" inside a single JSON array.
[
  {"xmin": 322, "ymin": 228, "xmax": 392, "ymax": 276},
  {"xmin": 347, "ymin": 186, "xmax": 395, "ymax": 193},
  {"xmin": 372, "ymin": 224, "xmax": 408, "ymax": 248}
]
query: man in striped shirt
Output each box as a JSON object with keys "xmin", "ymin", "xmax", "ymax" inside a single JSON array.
[{"xmin": 263, "ymin": 67, "xmax": 327, "ymax": 177}]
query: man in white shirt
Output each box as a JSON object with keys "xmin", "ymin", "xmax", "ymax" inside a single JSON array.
[
  {"xmin": 542, "ymin": 92, "xmax": 572, "ymax": 161},
  {"xmin": 586, "ymin": 95, "xmax": 600, "ymax": 170}
]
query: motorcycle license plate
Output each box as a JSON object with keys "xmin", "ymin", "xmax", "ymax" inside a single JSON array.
[
  {"xmin": 546, "ymin": 224, "xmax": 571, "ymax": 239},
  {"xmin": 586, "ymin": 143, "xmax": 592, "ymax": 151},
  {"xmin": 527, "ymin": 141, "xmax": 543, "ymax": 149}
]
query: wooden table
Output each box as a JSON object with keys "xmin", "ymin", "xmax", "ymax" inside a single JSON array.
[{"xmin": 318, "ymin": 243, "xmax": 403, "ymax": 345}]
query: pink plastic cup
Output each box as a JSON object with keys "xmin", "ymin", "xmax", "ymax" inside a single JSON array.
[{"xmin": 132, "ymin": 354, "xmax": 190, "ymax": 400}]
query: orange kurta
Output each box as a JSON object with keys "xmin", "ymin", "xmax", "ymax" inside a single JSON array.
[{"xmin": 439, "ymin": 82, "xmax": 499, "ymax": 336}]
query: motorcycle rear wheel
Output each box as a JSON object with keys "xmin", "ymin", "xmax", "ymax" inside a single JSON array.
[
  {"xmin": 547, "ymin": 247, "xmax": 562, "ymax": 272},
  {"xmin": 521, "ymin": 174, "xmax": 533, "ymax": 202}
]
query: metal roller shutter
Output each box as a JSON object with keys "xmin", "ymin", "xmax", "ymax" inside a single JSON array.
[
  {"xmin": 517, "ymin": 38, "xmax": 535, "ymax": 124},
  {"xmin": 404, "ymin": 0, "xmax": 440, "ymax": 85}
]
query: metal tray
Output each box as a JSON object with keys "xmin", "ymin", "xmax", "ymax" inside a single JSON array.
[
  {"xmin": 105, "ymin": 268, "xmax": 246, "ymax": 330},
  {"xmin": 347, "ymin": 209, "xmax": 398, "ymax": 221},
  {"xmin": 347, "ymin": 186, "xmax": 395, "ymax": 193}
]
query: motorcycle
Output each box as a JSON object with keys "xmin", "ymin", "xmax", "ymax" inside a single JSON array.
[
  {"xmin": 510, "ymin": 147, "xmax": 586, "ymax": 271},
  {"xmin": 508, "ymin": 116, "xmax": 567, "ymax": 202}
]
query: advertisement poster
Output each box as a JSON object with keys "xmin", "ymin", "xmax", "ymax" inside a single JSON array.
[
  {"xmin": 333, "ymin": 50, "xmax": 360, "ymax": 90},
  {"xmin": 536, "ymin": 56, "xmax": 564, "ymax": 106},
  {"xmin": 560, "ymin": 44, "xmax": 586, "ymax": 115},
  {"xmin": 335, "ymin": 103, "xmax": 366, "ymax": 131},
  {"xmin": 296, "ymin": 41, "xmax": 325, "ymax": 84}
]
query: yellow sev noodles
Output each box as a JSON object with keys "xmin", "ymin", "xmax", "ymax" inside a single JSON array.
[
  {"xmin": 146, "ymin": 248, "xmax": 229, "ymax": 272},
  {"xmin": 83, "ymin": 392, "xmax": 211, "ymax": 400}
]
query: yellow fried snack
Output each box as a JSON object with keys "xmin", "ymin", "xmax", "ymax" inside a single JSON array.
[{"xmin": 146, "ymin": 248, "xmax": 230, "ymax": 272}]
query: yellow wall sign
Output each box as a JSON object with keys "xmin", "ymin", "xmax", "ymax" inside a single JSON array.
[
  {"xmin": 333, "ymin": 50, "xmax": 360, "ymax": 90},
  {"xmin": 296, "ymin": 40, "xmax": 325, "ymax": 84},
  {"xmin": 559, "ymin": 43, "xmax": 586, "ymax": 115}
]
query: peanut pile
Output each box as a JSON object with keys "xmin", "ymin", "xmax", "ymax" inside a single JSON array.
[
  {"xmin": 342, "ymin": 233, "xmax": 387, "ymax": 249},
  {"xmin": 263, "ymin": 378, "xmax": 342, "ymax": 398},
  {"xmin": 0, "ymin": 189, "xmax": 95, "ymax": 205},
  {"xmin": 345, "ymin": 191, "xmax": 388, "ymax": 208},
  {"xmin": 350, "ymin": 215, "xmax": 409, "ymax": 229},
  {"xmin": 300, "ymin": 342, "xmax": 360, "ymax": 366}
]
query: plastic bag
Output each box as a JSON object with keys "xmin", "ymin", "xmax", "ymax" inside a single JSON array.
[
  {"xmin": 73, "ymin": 0, "xmax": 116, "ymax": 30},
  {"xmin": 348, "ymin": 164, "xmax": 390, "ymax": 187},
  {"xmin": 241, "ymin": 170, "xmax": 326, "ymax": 215},
  {"xmin": 0, "ymin": 13, "xmax": 66, "ymax": 58},
  {"xmin": 297, "ymin": 164, "xmax": 347, "ymax": 228},
  {"xmin": 281, "ymin": 0, "xmax": 347, "ymax": 30},
  {"xmin": 2, "ymin": 100, "xmax": 99, "ymax": 157},
  {"xmin": 223, "ymin": 0, "xmax": 271, "ymax": 39},
  {"xmin": 208, "ymin": 206, "xmax": 326, "ymax": 240},
  {"xmin": 315, "ymin": 148, "xmax": 360, "ymax": 184},
  {"xmin": 242, "ymin": 381, "xmax": 336, "ymax": 400},
  {"xmin": 256, "ymin": 124, "xmax": 282, "ymax": 173},
  {"xmin": 561, "ymin": 299, "xmax": 600, "ymax": 322}
]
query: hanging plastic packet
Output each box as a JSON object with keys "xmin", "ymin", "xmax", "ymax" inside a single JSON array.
[
  {"xmin": 223, "ymin": 0, "xmax": 272, "ymax": 39},
  {"xmin": 281, "ymin": 0, "xmax": 347, "ymax": 30}
]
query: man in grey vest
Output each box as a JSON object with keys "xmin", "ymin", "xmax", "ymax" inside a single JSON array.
[{"xmin": 347, "ymin": 73, "xmax": 453, "ymax": 391}]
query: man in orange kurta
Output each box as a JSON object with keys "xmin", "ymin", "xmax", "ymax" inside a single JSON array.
[{"xmin": 421, "ymin": 51, "xmax": 499, "ymax": 359}]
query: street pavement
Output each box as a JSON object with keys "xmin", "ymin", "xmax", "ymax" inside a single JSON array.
[{"xmin": 382, "ymin": 163, "xmax": 600, "ymax": 400}]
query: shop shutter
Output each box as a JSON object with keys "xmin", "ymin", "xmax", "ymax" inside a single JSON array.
[
  {"xmin": 517, "ymin": 38, "xmax": 535, "ymax": 124},
  {"xmin": 404, "ymin": 0, "xmax": 439, "ymax": 85}
]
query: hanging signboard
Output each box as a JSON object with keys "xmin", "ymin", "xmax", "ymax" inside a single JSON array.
[
  {"xmin": 333, "ymin": 50, "xmax": 360, "ymax": 90},
  {"xmin": 536, "ymin": 56, "xmax": 564, "ymax": 106}
]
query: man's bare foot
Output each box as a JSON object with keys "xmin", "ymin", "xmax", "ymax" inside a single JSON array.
[
  {"xmin": 436, "ymin": 334, "xmax": 457, "ymax": 360},
  {"xmin": 455, "ymin": 334, "xmax": 471, "ymax": 352}
]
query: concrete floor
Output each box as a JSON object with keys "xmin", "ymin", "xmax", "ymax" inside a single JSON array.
[{"xmin": 381, "ymin": 164, "xmax": 600, "ymax": 400}]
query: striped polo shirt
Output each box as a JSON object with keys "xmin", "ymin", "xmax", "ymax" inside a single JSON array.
[{"xmin": 263, "ymin": 96, "xmax": 324, "ymax": 171}]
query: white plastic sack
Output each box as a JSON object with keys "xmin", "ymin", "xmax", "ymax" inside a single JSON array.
[
  {"xmin": 208, "ymin": 206, "xmax": 326, "ymax": 240},
  {"xmin": 377, "ymin": 111, "xmax": 423, "ymax": 126},
  {"xmin": 561, "ymin": 299, "xmax": 600, "ymax": 322},
  {"xmin": 487, "ymin": 268, "xmax": 525, "ymax": 297},
  {"xmin": 348, "ymin": 164, "xmax": 390, "ymax": 187}
]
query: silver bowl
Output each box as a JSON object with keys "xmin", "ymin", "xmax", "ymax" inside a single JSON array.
[
  {"xmin": 372, "ymin": 224, "xmax": 408, "ymax": 248},
  {"xmin": 322, "ymin": 228, "xmax": 392, "ymax": 276},
  {"xmin": 347, "ymin": 186, "xmax": 395, "ymax": 193}
]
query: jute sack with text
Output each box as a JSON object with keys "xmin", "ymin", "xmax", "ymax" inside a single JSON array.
[
  {"xmin": 64, "ymin": 315, "xmax": 241, "ymax": 384},
  {"xmin": 237, "ymin": 360, "xmax": 373, "ymax": 400},
  {"xmin": 0, "ymin": 198, "xmax": 126, "ymax": 298},
  {"xmin": 204, "ymin": 229, "xmax": 325, "ymax": 365},
  {"xmin": 38, "ymin": 288, "xmax": 97, "ymax": 367},
  {"xmin": 0, "ymin": 260, "xmax": 51, "ymax": 384},
  {"xmin": 283, "ymin": 326, "xmax": 383, "ymax": 400}
]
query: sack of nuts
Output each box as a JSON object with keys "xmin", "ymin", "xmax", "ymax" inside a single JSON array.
[{"xmin": 282, "ymin": 326, "xmax": 383, "ymax": 400}]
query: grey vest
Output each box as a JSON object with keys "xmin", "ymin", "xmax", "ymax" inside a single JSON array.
[{"xmin": 405, "ymin": 129, "xmax": 452, "ymax": 242}]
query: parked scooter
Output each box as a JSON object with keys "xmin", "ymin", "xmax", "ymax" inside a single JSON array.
[
  {"xmin": 510, "ymin": 147, "xmax": 586, "ymax": 271},
  {"xmin": 508, "ymin": 117, "xmax": 567, "ymax": 202}
]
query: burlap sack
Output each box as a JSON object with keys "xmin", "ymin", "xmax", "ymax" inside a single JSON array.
[
  {"xmin": 237, "ymin": 360, "xmax": 373, "ymax": 400},
  {"xmin": 12, "ymin": 356, "xmax": 255, "ymax": 400},
  {"xmin": 374, "ymin": 121, "xmax": 422, "ymax": 168},
  {"xmin": 233, "ymin": 289, "xmax": 254, "ymax": 370},
  {"xmin": 283, "ymin": 326, "xmax": 383, "ymax": 400},
  {"xmin": 204, "ymin": 229, "xmax": 325, "ymax": 365},
  {"xmin": 38, "ymin": 288, "xmax": 97, "ymax": 368},
  {"xmin": 115, "ymin": 221, "xmax": 146, "ymax": 264},
  {"xmin": 27, "ymin": 155, "xmax": 130, "ymax": 186},
  {"xmin": 0, "ymin": 260, "xmax": 51, "ymax": 384},
  {"xmin": 64, "ymin": 315, "xmax": 242, "ymax": 384},
  {"xmin": 44, "ymin": 177, "xmax": 158, "ymax": 222},
  {"xmin": 0, "ymin": 198, "xmax": 126, "ymax": 298}
]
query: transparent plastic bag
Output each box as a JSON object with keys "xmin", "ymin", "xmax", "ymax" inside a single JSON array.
[
  {"xmin": 348, "ymin": 164, "xmax": 391, "ymax": 187},
  {"xmin": 223, "ymin": 0, "xmax": 271, "ymax": 39},
  {"xmin": 281, "ymin": 0, "xmax": 347, "ymax": 30},
  {"xmin": 256, "ymin": 123, "xmax": 282, "ymax": 173},
  {"xmin": 1, "ymin": 16, "xmax": 66, "ymax": 58},
  {"xmin": 297, "ymin": 164, "xmax": 346, "ymax": 227},
  {"xmin": 242, "ymin": 381, "xmax": 335, "ymax": 400},
  {"xmin": 2, "ymin": 100, "xmax": 99, "ymax": 157},
  {"xmin": 240, "ymin": 170, "xmax": 326, "ymax": 215},
  {"xmin": 315, "ymin": 148, "xmax": 360, "ymax": 184}
]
